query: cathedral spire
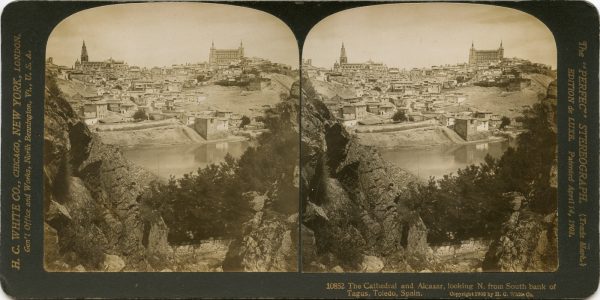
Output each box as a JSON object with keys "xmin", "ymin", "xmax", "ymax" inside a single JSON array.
[
  {"xmin": 500, "ymin": 40, "xmax": 503, "ymax": 48},
  {"xmin": 339, "ymin": 42, "xmax": 348, "ymax": 64},
  {"xmin": 81, "ymin": 40, "xmax": 89, "ymax": 62}
]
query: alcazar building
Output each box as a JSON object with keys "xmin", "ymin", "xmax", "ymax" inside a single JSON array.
[
  {"xmin": 208, "ymin": 41, "xmax": 244, "ymax": 68},
  {"xmin": 468, "ymin": 41, "xmax": 504, "ymax": 65}
]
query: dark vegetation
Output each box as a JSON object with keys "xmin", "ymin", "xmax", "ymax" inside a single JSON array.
[
  {"xmin": 403, "ymin": 100, "xmax": 556, "ymax": 245},
  {"xmin": 142, "ymin": 100, "xmax": 298, "ymax": 244},
  {"xmin": 133, "ymin": 109, "xmax": 148, "ymax": 121},
  {"xmin": 239, "ymin": 115, "xmax": 251, "ymax": 128},
  {"xmin": 392, "ymin": 110, "xmax": 408, "ymax": 122},
  {"xmin": 500, "ymin": 116, "xmax": 511, "ymax": 129}
]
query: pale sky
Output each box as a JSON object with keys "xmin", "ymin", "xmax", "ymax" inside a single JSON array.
[
  {"xmin": 304, "ymin": 3, "xmax": 556, "ymax": 69},
  {"xmin": 47, "ymin": 3, "xmax": 299, "ymax": 68}
]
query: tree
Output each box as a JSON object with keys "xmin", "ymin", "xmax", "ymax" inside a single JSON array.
[
  {"xmin": 143, "ymin": 154, "xmax": 252, "ymax": 243},
  {"xmin": 392, "ymin": 110, "xmax": 408, "ymax": 122},
  {"xmin": 133, "ymin": 109, "xmax": 148, "ymax": 121},
  {"xmin": 141, "ymin": 97, "xmax": 300, "ymax": 244},
  {"xmin": 500, "ymin": 116, "xmax": 511, "ymax": 129},
  {"xmin": 239, "ymin": 115, "xmax": 251, "ymax": 128},
  {"xmin": 403, "ymin": 100, "xmax": 557, "ymax": 244}
]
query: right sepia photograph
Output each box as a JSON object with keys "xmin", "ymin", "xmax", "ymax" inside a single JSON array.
[{"xmin": 301, "ymin": 3, "xmax": 557, "ymax": 273}]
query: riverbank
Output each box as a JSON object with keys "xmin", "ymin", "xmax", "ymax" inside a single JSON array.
[
  {"xmin": 94, "ymin": 119, "xmax": 250, "ymax": 148},
  {"xmin": 117, "ymin": 135, "xmax": 249, "ymax": 149},
  {"xmin": 355, "ymin": 125, "xmax": 507, "ymax": 149}
]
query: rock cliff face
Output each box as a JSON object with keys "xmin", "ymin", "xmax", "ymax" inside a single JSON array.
[
  {"xmin": 221, "ymin": 84, "xmax": 300, "ymax": 272},
  {"xmin": 44, "ymin": 75, "xmax": 169, "ymax": 271},
  {"xmin": 301, "ymin": 79, "xmax": 426, "ymax": 271},
  {"xmin": 482, "ymin": 209, "xmax": 557, "ymax": 272},
  {"xmin": 482, "ymin": 80, "xmax": 558, "ymax": 272},
  {"xmin": 223, "ymin": 193, "xmax": 298, "ymax": 272}
]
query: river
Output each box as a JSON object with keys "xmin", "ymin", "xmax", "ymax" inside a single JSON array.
[
  {"xmin": 122, "ymin": 140, "xmax": 250, "ymax": 179},
  {"xmin": 380, "ymin": 140, "xmax": 515, "ymax": 180}
]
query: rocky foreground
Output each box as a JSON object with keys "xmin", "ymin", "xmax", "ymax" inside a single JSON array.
[
  {"xmin": 300, "ymin": 78, "xmax": 558, "ymax": 273},
  {"xmin": 44, "ymin": 72, "xmax": 556, "ymax": 273},
  {"xmin": 44, "ymin": 74, "xmax": 298, "ymax": 272},
  {"xmin": 45, "ymin": 76, "xmax": 163, "ymax": 271},
  {"xmin": 482, "ymin": 80, "xmax": 558, "ymax": 272},
  {"xmin": 301, "ymin": 79, "xmax": 428, "ymax": 272}
]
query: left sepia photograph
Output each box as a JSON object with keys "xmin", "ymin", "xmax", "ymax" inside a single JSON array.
[{"xmin": 44, "ymin": 2, "xmax": 299, "ymax": 272}]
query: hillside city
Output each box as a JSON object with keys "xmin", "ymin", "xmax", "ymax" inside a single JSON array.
[
  {"xmin": 46, "ymin": 41, "xmax": 296, "ymax": 144},
  {"xmin": 44, "ymin": 39, "xmax": 300, "ymax": 272},
  {"xmin": 301, "ymin": 40, "xmax": 558, "ymax": 273},
  {"xmin": 303, "ymin": 42, "xmax": 555, "ymax": 143}
]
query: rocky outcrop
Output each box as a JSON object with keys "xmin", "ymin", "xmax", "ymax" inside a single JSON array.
[
  {"xmin": 360, "ymin": 255, "xmax": 385, "ymax": 272},
  {"xmin": 44, "ymin": 74, "xmax": 168, "ymax": 271},
  {"xmin": 301, "ymin": 79, "xmax": 425, "ymax": 271},
  {"xmin": 483, "ymin": 80, "xmax": 558, "ymax": 272},
  {"xmin": 221, "ymin": 86, "xmax": 300, "ymax": 272},
  {"xmin": 223, "ymin": 207, "xmax": 298, "ymax": 272},
  {"xmin": 103, "ymin": 254, "xmax": 126, "ymax": 272},
  {"xmin": 482, "ymin": 210, "xmax": 557, "ymax": 272},
  {"xmin": 222, "ymin": 173, "xmax": 298, "ymax": 271}
]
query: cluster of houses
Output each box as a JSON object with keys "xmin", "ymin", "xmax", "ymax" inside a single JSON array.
[
  {"xmin": 46, "ymin": 44, "xmax": 290, "ymax": 140},
  {"xmin": 303, "ymin": 47, "xmax": 551, "ymax": 141},
  {"xmin": 188, "ymin": 109, "xmax": 266, "ymax": 140}
]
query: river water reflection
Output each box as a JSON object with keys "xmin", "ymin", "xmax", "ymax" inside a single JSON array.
[
  {"xmin": 380, "ymin": 140, "xmax": 515, "ymax": 180},
  {"xmin": 122, "ymin": 140, "xmax": 250, "ymax": 179}
]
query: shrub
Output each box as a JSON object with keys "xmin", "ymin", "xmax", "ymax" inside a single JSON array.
[
  {"xmin": 239, "ymin": 115, "xmax": 251, "ymax": 128},
  {"xmin": 500, "ymin": 116, "xmax": 511, "ymax": 129},
  {"xmin": 144, "ymin": 98, "xmax": 299, "ymax": 244},
  {"xmin": 133, "ymin": 109, "xmax": 148, "ymax": 121},
  {"xmin": 404, "ymin": 101, "xmax": 556, "ymax": 244},
  {"xmin": 392, "ymin": 110, "xmax": 408, "ymax": 122}
]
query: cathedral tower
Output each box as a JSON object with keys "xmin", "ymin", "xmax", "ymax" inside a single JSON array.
[
  {"xmin": 469, "ymin": 41, "xmax": 475, "ymax": 65},
  {"xmin": 339, "ymin": 42, "xmax": 348, "ymax": 64},
  {"xmin": 81, "ymin": 40, "xmax": 89, "ymax": 63}
]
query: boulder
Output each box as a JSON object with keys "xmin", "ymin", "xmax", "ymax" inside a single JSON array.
[
  {"xmin": 305, "ymin": 202, "xmax": 329, "ymax": 222},
  {"xmin": 360, "ymin": 255, "xmax": 384, "ymax": 273},
  {"xmin": 331, "ymin": 266, "xmax": 344, "ymax": 273},
  {"xmin": 405, "ymin": 216, "xmax": 429, "ymax": 255},
  {"xmin": 73, "ymin": 265, "xmax": 86, "ymax": 272},
  {"xmin": 246, "ymin": 191, "xmax": 268, "ymax": 212},
  {"xmin": 46, "ymin": 200, "xmax": 72, "ymax": 229},
  {"xmin": 146, "ymin": 217, "xmax": 172, "ymax": 261},
  {"xmin": 103, "ymin": 254, "xmax": 125, "ymax": 272}
]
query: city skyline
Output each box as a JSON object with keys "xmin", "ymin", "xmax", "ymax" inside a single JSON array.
[
  {"xmin": 303, "ymin": 3, "xmax": 556, "ymax": 69},
  {"xmin": 46, "ymin": 3, "xmax": 299, "ymax": 68}
]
